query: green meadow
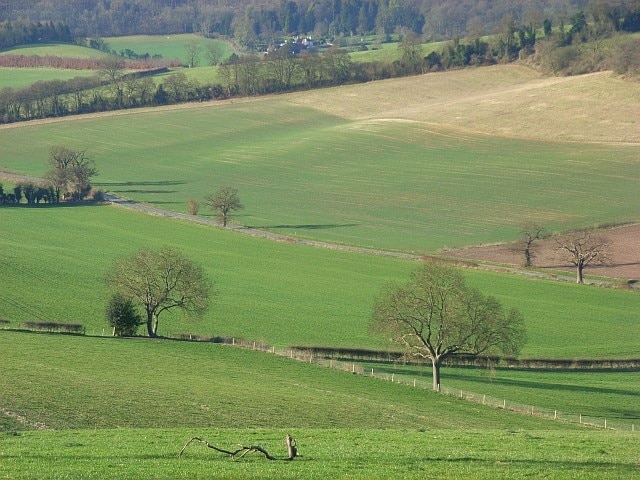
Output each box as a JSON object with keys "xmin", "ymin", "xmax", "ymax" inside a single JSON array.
[
  {"xmin": 0, "ymin": 68, "xmax": 98, "ymax": 90},
  {"xmin": 105, "ymin": 34, "xmax": 235, "ymax": 66},
  {"xmin": 0, "ymin": 44, "xmax": 111, "ymax": 59},
  {"xmin": 1, "ymin": 99, "xmax": 638, "ymax": 252},
  {"xmin": 1, "ymin": 59, "xmax": 639, "ymax": 479},
  {"xmin": 1, "ymin": 332, "xmax": 638, "ymax": 479},
  {"xmin": 1, "ymin": 206, "xmax": 639, "ymax": 357}
]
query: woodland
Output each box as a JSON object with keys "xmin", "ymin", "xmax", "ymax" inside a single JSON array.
[{"xmin": 3, "ymin": 0, "xmax": 637, "ymax": 43}]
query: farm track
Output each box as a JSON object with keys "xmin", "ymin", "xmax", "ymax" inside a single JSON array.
[{"xmin": 4, "ymin": 169, "xmax": 635, "ymax": 287}]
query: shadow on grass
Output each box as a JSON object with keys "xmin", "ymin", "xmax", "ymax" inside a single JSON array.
[
  {"xmin": 1, "ymin": 202, "xmax": 106, "ymax": 209},
  {"xmin": 444, "ymin": 370, "xmax": 639, "ymax": 398},
  {"xmin": 424, "ymin": 457, "xmax": 639, "ymax": 472},
  {"xmin": 94, "ymin": 181, "xmax": 186, "ymax": 187},
  {"xmin": 248, "ymin": 223, "xmax": 360, "ymax": 230},
  {"xmin": 368, "ymin": 364, "xmax": 639, "ymax": 398},
  {"xmin": 115, "ymin": 189, "xmax": 179, "ymax": 194}
]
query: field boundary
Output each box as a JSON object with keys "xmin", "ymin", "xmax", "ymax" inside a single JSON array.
[{"xmin": 203, "ymin": 336, "xmax": 640, "ymax": 432}]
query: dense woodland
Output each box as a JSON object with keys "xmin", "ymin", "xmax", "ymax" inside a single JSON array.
[{"xmin": 4, "ymin": 0, "xmax": 640, "ymax": 44}]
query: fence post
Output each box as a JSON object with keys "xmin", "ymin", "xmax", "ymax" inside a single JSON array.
[
  {"xmin": 554, "ymin": 410, "xmax": 557, "ymax": 420},
  {"xmin": 371, "ymin": 368, "xmax": 374, "ymax": 377},
  {"xmin": 391, "ymin": 373, "xmax": 394, "ymax": 382},
  {"xmin": 413, "ymin": 379, "xmax": 416, "ymax": 387}
]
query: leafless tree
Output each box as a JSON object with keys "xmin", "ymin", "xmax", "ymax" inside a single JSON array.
[
  {"xmin": 205, "ymin": 187, "xmax": 244, "ymax": 227},
  {"xmin": 185, "ymin": 40, "xmax": 201, "ymax": 68},
  {"xmin": 372, "ymin": 261, "xmax": 526, "ymax": 391},
  {"xmin": 46, "ymin": 145, "xmax": 98, "ymax": 201},
  {"xmin": 555, "ymin": 229, "xmax": 609, "ymax": 283},
  {"xmin": 206, "ymin": 42, "xmax": 225, "ymax": 66},
  {"xmin": 511, "ymin": 223, "xmax": 546, "ymax": 267},
  {"xmin": 106, "ymin": 246, "xmax": 212, "ymax": 338}
]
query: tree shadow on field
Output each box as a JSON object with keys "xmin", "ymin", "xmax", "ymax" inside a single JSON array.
[
  {"xmin": 115, "ymin": 189, "xmax": 179, "ymax": 194},
  {"xmin": 2, "ymin": 201, "xmax": 106, "ymax": 209},
  {"xmin": 94, "ymin": 181, "xmax": 186, "ymax": 187},
  {"xmin": 444, "ymin": 370, "xmax": 638, "ymax": 398},
  {"xmin": 249, "ymin": 223, "xmax": 360, "ymax": 230},
  {"xmin": 425, "ymin": 457, "xmax": 638, "ymax": 473}
]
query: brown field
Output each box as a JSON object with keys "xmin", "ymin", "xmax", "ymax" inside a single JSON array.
[
  {"xmin": 287, "ymin": 65, "xmax": 640, "ymax": 144},
  {"xmin": 443, "ymin": 223, "xmax": 640, "ymax": 283}
]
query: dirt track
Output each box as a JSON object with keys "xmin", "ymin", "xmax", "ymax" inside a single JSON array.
[{"xmin": 3, "ymin": 170, "xmax": 637, "ymax": 283}]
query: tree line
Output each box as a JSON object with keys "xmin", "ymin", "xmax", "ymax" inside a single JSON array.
[
  {"xmin": 0, "ymin": 19, "xmax": 72, "ymax": 50},
  {"xmin": 3, "ymin": 1, "xmax": 640, "ymax": 51},
  {"xmin": 0, "ymin": 145, "xmax": 99, "ymax": 205},
  {"xmin": 0, "ymin": 44, "xmax": 424, "ymax": 124},
  {"xmin": 0, "ymin": 0, "xmax": 609, "ymax": 44}
]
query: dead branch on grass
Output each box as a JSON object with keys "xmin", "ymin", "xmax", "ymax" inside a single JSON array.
[{"xmin": 178, "ymin": 434, "xmax": 298, "ymax": 461}]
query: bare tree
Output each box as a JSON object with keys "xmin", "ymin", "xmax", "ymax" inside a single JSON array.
[
  {"xmin": 106, "ymin": 246, "xmax": 212, "ymax": 337},
  {"xmin": 511, "ymin": 223, "xmax": 545, "ymax": 267},
  {"xmin": 46, "ymin": 145, "xmax": 98, "ymax": 201},
  {"xmin": 372, "ymin": 261, "xmax": 526, "ymax": 391},
  {"xmin": 205, "ymin": 187, "xmax": 244, "ymax": 227},
  {"xmin": 555, "ymin": 229, "xmax": 609, "ymax": 283},
  {"xmin": 398, "ymin": 33, "xmax": 424, "ymax": 74},
  {"xmin": 185, "ymin": 40, "xmax": 201, "ymax": 68},
  {"xmin": 99, "ymin": 56, "xmax": 126, "ymax": 107},
  {"xmin": 206, "ymin": 42, "xmax": 224, "ymax": 66}
]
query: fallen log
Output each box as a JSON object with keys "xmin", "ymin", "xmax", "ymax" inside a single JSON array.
[{"xmin": 178, "ymin": 434, "xmax": 299, "ymax": 461}]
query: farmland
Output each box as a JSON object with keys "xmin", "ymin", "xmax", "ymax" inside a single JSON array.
[
  {"xmin": 1, "ymin": 205, "xmax": 639, "ymax": 356},
  {"xmin": 1, "ymin": 42, "xmax": 639, "ymax": 479},
  {"xmin": 0, "ymin": 332, "xmax": 638, "ymax": 479},
  {"xmin": 1, "ymin": 67, "xmax": 639, "ymax": 253}
]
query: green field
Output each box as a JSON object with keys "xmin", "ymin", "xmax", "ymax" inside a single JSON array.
[
  {"xmin": 0, "ymin": 68, "xmax": 98, "ymax": 90},
  {"xmin": 3, "ymin": 427, "xmax": 637, "ymax": 479},
  {"xmin": 1, "ymin": 205, "xmax": 638, "ymax": 357},
  {"xmin": 0, "ymin": 44, "xmax": 112, "ymax": 59},
  {"xmin": 1, "ymin": 62, "xmax": 639, "ymax": 479},
  {"xmin": 1, "ymin": 332, "xmax": 638, "ymax": 479},
  {"xmin": 1, "ymin": 96, "xmax": 638, "ymax": 253},
  {"xmin": 105, "ymin": 34, "xmax": 235, "ymax": 66}
]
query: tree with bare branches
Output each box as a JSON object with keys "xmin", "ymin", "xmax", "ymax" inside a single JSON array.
[
  {"xmin": 46, "ymin": 145, "xmax": 98, "ymax": 201},
  {"xmin": 205, "ymin": 187, "xmax": 244, "ymax": 227},
  {"xmin": 371, "ymin": 261, "xmax": 526, "ymax": 391},
  {"xmin": 511, "ymin": 223, "xmax": 546, "ymax": 267},
  {"xmin": 106, "ymin": 246, "xmax": 212, "ymax": 337},
  {"xmin": 555, "ymin": 229, "xmax": 609, "ymax": 283}
]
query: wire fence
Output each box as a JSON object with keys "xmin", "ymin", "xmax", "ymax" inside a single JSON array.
[
  {"xmin": 5, "ymin": 325, "xmax": 636, "ymax": 433},
  {"xmin": 212, "ymin": 338, "xmax": 639, "ymax": 433}
]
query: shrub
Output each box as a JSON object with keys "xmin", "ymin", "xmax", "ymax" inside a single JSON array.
[
  {"xmin": 187, "ymin": 198, "xmax": 199, "ymax": 215},
  {"xmin": 106, "ymin": 293, "xmax": 142, "ymax": 337},
  {"xmin": 22, "ymin": 321, "xmax": 84, "ymax": 334}
]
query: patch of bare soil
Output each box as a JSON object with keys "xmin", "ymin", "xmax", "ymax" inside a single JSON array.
[{"xmin": 443, "ymin": 224, "xmax": 640, "ymax": 284}]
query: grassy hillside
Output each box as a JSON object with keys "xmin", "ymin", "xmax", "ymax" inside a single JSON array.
[
  {"xmin": 0, "ymin": 331, "xmax": 572, "ymax": 431},
  {"xmin": 0, "ymin": 44, "xmax": 111, "ymax": 59},
  {"xmin": 105, "ymin": 34, "xmax": 235, "ymax": 66},
  {"xmin": 1, "ymin": 206, "xmax": 638, "ymax": 358},
  {"xmin": 0, "ymin": 68, "xmax": 98, "ymax": 89},
  {"xmin": 1, "ymin": 67, "xmax": 638, "ymax": 252},
  {"xmin": 1, "ymin": 331, "xmax": 638, "ymax": 479}
]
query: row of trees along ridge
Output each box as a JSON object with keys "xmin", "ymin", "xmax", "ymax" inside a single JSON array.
[{"xmin": 4, "ymin": 0, "xmax": 640, "ymax": 41}]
